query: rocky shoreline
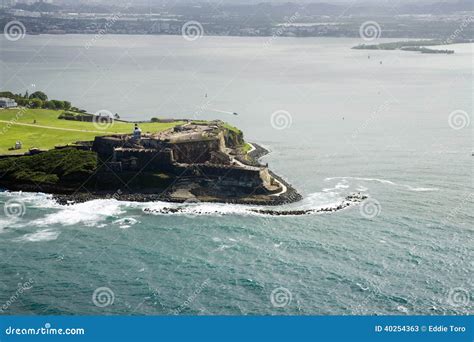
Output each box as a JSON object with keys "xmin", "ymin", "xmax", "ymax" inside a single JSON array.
[
  {"xmin": 0, "ymin": 141, "xmax": 302, "ymax": 206},
  {"xmin": 50, "ymin": 142, "xmax": 302, "ymax": 206},
  {"xmin": 143, "ymin": 193, "xmax": 368, "ymax": 216}
]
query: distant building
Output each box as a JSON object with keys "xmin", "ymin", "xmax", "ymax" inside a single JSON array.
[{"xmin": 0, "ymin": 97, "xmax": 17, "ymax": 108}]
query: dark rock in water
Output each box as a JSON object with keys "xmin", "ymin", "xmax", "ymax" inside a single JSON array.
[{"xmin": 142, "ymin": 192, "xmax": 369, "ymax": 217}]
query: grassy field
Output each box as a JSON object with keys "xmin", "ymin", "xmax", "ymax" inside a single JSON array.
[{"xmin": 0, "ymin": 108, "xmax": 184, "ymax": 155}]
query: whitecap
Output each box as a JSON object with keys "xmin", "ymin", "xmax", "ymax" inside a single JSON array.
[
  {"xmin": 1, "ymin": 191, "xmax": 60, "ymax": 209},
  {"xmin": 14, "ymin": 229, "xmax": 60, "ymax": 242},
  {"xmin": 405, "ymin": 186, "xmax": 439, "ymax": 192},
  {"xmin": 113, "ymin": 217, "xmax": 139, "ymax": 228},
  {"xmin": 143, "ymin": 200, "xmax": 254, "ymax": 217},
  {"xmin": 325, "ymin": 177, "xmax": 438, "ymax": 192},
  {"xmin": 216, "ymin": 244, "xmax": 233, "ymax": 251},
  {"xmin": 356, "ymin": 283, "xmax": 369, "ymax": 291},
  {"xmin": 142, "ymin": 190, "xmax": 355, "ymax": 217},
  {"xmin": 397, "ymin": 305, "xmax": 409, "ymax": 314},
  {"xmin": 29, "ymin": 199, "xmax": 126, "ymax": 227}
]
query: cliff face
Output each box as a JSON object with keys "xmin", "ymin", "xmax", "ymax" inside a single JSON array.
[
  {"xmin": 170, "ymin": 138, "xmax": 222, "ymax": 164},
  {"xmin": 223, "ymin": 128, "xmax": 244, "ymax": 148}
]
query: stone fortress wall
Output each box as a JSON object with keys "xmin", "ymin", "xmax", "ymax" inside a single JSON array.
[{"xmin": 91, "ymin": 123, "xmax": 281, "ymax": 193}]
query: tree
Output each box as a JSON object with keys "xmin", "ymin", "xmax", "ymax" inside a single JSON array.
[
  {"xmin": 44, "ymin": 101, "xmax": 56, "ymax": 109},
  {"xmin": 63, "ymin": 101, "xmax": 71, "ymax": 110},
  {"xmin": 29, "ymin": 91, "xmax": 48, "ymax": 101},
  {"xmin": 0, "ymin": 91, "xmax": 16, "ymax": 98},
  {"xmin": 24, "ymin": 90, "xmax": 29, "ymax": 99},
  {"xmin": 51, "ymin": 100, "xmax": 64, "ymax": 109},
  {"xmin": 17, "ymin": 98, "xmax": 29, "ymax": 106},
  {"xmin": 28, "ymin": 98, "xmax": 43, "ymax": 108}
]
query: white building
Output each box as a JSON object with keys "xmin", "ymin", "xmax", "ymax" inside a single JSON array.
[{"xmin": 0, "ymin": 97, "xmax": 17, "ymax": 108}]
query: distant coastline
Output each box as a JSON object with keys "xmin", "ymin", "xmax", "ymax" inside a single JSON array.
[{"xmin": 352, "ymin": 39, "xmax": 473, "ymax": 54}]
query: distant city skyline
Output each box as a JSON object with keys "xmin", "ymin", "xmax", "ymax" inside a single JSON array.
[{"xmin": 4, "ymin": 0, "xmax": 467, "ymax": 5}]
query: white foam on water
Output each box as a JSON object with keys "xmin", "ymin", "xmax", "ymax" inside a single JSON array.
[
  {"xmin": 325, "ymin": 177, "xmax": 438, "ymax": 192},
  {"xmin": 141, "ymin": 190, "xmax": 350, "ymax": 217},
  {"xmin": 1, "ymin": 189, "xmax": 357, "ymax": 220},
  {"xmin": 405, "ymin": 186, "xmax": 440, "ymax": 192},
  {"xmin": 14, "ymin": 229, "xmax": 60, "ymax": 242},
  {"xmin": 291, "ymin": 191, "xmax": 344, "ymax": 211},
  {"xmin": 322, "ymin": 180, "xmax": 350, "ymax": 193},
  {"xmin": 29, "ymin": 199, "xmax": 126, "ymax": 227},
  {"xmin": 1, "ymin": 191, "xmax": 61, "ymax": 209},
  {"xmin": 397, "ymin": 305, "xmax": 409, "ymax": 314},
  {"xmin": 0, "ymin": 217, "xmax": 20, "ymax": 233},
  {"xmin": 215, "ymin": 244, "xmax": 234, "ymax": 251},
  {"xmin": 142, "ymin": 200, "xmax": 255, "ymax": 217},
  {"xmin": 113, "ymin": 217, "xmax": 139, "ymax": 229}
]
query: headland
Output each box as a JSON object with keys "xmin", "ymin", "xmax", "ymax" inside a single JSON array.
[{"xmin": 0, "ymin": 93, "xmax": 301, "ymax": 205}]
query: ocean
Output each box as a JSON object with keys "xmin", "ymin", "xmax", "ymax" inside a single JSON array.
[{"xmin": 0, "ymin": 35, "xmax": 472, "ymax": 315}]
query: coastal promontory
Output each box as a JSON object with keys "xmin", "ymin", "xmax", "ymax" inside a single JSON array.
[{"xmin": 0, "ymin": 92, "xmax": 300, "ymax": 205}]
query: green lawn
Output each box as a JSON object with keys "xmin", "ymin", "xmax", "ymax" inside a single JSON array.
[{"xmin": 0, "ymin": 108, "xmax": 184, "ymax": 154}]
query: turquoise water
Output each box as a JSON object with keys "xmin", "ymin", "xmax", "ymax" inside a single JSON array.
[{"xmin": 0, "ymin": 35, "xmax": 472, "ymax": 315}]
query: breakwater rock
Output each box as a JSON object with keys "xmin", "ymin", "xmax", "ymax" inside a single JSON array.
[{"xmin": 142, "ymin": 192, "xmax": 368, "ymax": 217}]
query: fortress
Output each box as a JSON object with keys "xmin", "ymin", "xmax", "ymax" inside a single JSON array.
[{"xmin": 92, "ymin": 121, "xmax": 284, "ymax": 196}]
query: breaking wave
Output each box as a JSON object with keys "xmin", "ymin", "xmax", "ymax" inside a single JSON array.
[
  {"xmin": 14, "ymin": 229, "xmax": 60, "ymax": 242},
  {"xmin": 0, "ymin": 186, "xmax": 364, "ymax": 223},
  {"xmin": 324, "ymin": 177, "xmax": 439, "ymax": 192}
]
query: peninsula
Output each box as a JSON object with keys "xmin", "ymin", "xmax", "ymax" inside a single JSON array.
[
  {"xmin": 0, "ymin": 92, "xmax": 300, "ymax": 205},
  {"xmin": 352, "ymin": 39, "xmax": 473, "ymax": 54}
]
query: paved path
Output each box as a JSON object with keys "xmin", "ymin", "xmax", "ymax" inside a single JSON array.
[
  {"xmin": 247, "ymin": 142, "xmax": 256, "ymax": 153},
  {"xmin": 236, "ymin": 144, "xmax": 288, "ymax": 196},
  {"xmin": 0, "ymin": 120, "xmax": 109, "ymax": 134},
  {"xmin": 270, "ymin": 178, "xmax": 288, "ymax": 196}
]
